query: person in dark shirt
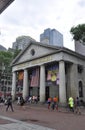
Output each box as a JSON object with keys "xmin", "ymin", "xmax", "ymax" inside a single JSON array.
[
  {"xmin": 6, "ymin": 96, "xmax": 14, "ymax": 112},
  {"xmin": 74, "ymin": 97, "xmax": 81, "ymax": 114}
]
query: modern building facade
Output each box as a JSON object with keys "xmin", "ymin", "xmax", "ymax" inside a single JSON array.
[
  {"xmin": 40, "ymin": 28, "xmax": 63, "ymax": 47},
  {"xmin": 11, "ymin": 41, "xmax": 85, "ymax": 105},
  {"xmin": 12, "ymin": 36, "xmax": 36, "ymax": 50}
]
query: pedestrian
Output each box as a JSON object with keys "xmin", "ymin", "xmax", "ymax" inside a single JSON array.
[
  {"xmin": 20, "ymin": 96, "xmax": 25, "ymax": 106},
  {"xmin": 6, "ymin": 96, "xmax": 14, "ymax": 112},
  {"xmin": 51, "ymin": 96, "xmax": 58, "ymax": 111},
  {"xmin": 17, "ymin": 96, "xmax": 21, "ymax": 105},
  {"xmin": 68, "ymin": 96, "xmax": 74, "ymax": 112},
  {"xmin": 28, "ymin": 96, "xmax": 32, "ymax": 103},
  {"xmin": 47, "ymin": 97, "xmax": 52, "ymax": 109},
  {"xmin": 74, "ymin": 97, "xmax": 81, "ymax": 114}
]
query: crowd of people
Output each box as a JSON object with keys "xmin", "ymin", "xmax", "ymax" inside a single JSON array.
[
  {"xmin": 0, "ymin": 94, "xmax": 83, "ymax": 115},
  {"xmin": 47, "ymin": 96, "xmax": 82, "ymax": 114},
  {"xmin": 17, "ymin": 95, "xmax": 38, "ymax": 105},
  {"xmin": 47, "ymin": 96, "xmax": 58, "ymax": 111}
]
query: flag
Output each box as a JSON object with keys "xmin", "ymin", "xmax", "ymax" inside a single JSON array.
[
  {"xmin": 51, "ymin": 65, "xmax": 57, "ymax": 82},
  {"xmin": 18, "ymin": 71, "xmax": 24, "ymax": 80},
  {"xmin": 47, "ymin": 67, "xmax": 52, "ymax": 81},
  {"xmin": 51, "ymin": 72, "xmax": 56, "ymax": 81},
  {"xmin": 47, "ymin": 70, "xmax": 52, "ymax": 81},
  {"xmin": 56, "ymin": 73, "xmax": 59, "ymax": 85},
  {"xmin": 30, "ymin": 68, "xmax": 39, "ymax": 87},
  {"xmin": 47, "ymin": 65, "xmax": 59, "ymax": 84}
]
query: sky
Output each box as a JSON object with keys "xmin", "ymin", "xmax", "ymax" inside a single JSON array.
[{"xmin": 0, "ymin": 0, "xmax": 85, "ymax": 50}]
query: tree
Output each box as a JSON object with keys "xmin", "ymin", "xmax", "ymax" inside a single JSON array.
[
  {"xmin": 70, "ymin": 24, "xmax": 85, "ymax": 43},
  {"xmin": 0, "ymin": 51, "xmax": 13, "ymax": 64},
  {"xmin": 0, "ymin": 51, "xmax": 13, "ymax": 72}
]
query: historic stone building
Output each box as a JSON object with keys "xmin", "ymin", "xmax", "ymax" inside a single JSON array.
[{"xmin": 11, "ymin": 41, "xmax": 85, "ymax": 104}]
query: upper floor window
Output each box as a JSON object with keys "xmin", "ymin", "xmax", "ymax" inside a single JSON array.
[
  {"xmin": 78, "ymin": 65, "xmax": 83, "ymax": 73},
  {"xmin": 79, "ymin": 81, "xmax": 83, "ymax": 97},
  {"xmin": 30, "ymin": 49, "xmax": 35, "ymax": 56}
]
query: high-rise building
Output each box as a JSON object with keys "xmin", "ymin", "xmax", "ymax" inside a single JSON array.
[
  {"xmin": 12, "ymin": 36, "xmax": 36, "ymax": 50},
  {"xmin": 40, "ymin": 28, "xmax": 63, "ymax": 47}
]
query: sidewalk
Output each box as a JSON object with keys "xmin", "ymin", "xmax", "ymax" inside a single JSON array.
[
  {"xmin": 0, "ymin": 103, "xmax": 56, "ymax": 130},
  {"xmin": 0, "ymin": 115, "xmax": 55, "ymax": 130},
  {"xmin": 0, "ymin": 103, "xmax": 85, "ymax": 130}
]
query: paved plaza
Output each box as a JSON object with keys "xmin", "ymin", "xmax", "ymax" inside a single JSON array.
[
  {"xmin": 0, "ymin": 103, "xmax": 85, "ymax": 130},
  {"xmin": 0, "ymin": 115, "xmax": 55, "ymax": 130}
]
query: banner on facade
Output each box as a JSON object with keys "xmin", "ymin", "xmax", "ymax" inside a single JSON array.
[
  {"xmin": 30, "ymin": 68, "xmax": 39, "ymax": 87},
  {"xmin": 56, "ymin": 73, "xmax": 59, "ymax": 85},
  {"xmin": 18, "ymin": 71, "xmax": 24, "ymax": 80},
  {"xmin": 47, "ymin": 65, "xmax": 59, "ymax": 85}
]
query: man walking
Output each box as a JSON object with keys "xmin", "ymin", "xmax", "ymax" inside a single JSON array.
[
  {"xmin": 74, "ymin": 97, "xmax": 81, "ymax": 114},
  {"xmin": 6, "ymin": 96, "xmax": 14, "ymax": 112},
  {"xmin": 68, "ymin": 96, "xmax": 74, "ymax": 112}
]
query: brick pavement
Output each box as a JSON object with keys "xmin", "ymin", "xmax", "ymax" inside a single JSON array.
[
  {"xmin": 0, "ymin": 103, "xmax": 85, "ymax": 130},
  {"xmin": 0, "ymin": 115, "xmax": 55, "ymax": 130}
]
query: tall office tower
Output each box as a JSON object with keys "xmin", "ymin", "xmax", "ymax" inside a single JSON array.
[
  {"xmin": 12, "ymin": 36, "xmax": 36, "ymax": 50},
  {"xmin": 40, "ymin": 28, "xmax": 63, "ymax": 47}
]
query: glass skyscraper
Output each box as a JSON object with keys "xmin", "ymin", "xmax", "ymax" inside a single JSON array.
[{"xmin": 40, "ymin": 28, "xmax": 63, "ymax": 47}]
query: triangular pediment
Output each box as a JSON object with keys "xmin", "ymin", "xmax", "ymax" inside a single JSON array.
[{"xmin": 12, "ymin": 41, "xmax": 61, "ymax": 65}]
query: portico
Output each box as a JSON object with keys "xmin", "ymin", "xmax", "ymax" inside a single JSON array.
[{"xmin": 11, "ymin": 41, "xmax": 85, "ymax": 104}]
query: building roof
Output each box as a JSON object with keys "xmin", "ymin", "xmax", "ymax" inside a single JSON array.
[
  {"xmin": 0, "ymin": 0, "xmax": 14, "ymax": 14},
  {"xmin": 11, "ymin": 41, "xmax": 85, "ymax": 66}
]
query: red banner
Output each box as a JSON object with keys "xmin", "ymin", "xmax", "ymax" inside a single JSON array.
[{"xmin": 30, "ymin": 68, "xmax": 39, "ymax": 87}]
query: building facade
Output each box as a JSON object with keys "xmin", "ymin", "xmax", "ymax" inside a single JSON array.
[
  {"xmin": 75, "ymin": 41, "xmax": 85, "ymax": 56},
  {"xmin": 40, "ymin": 28, "xmax": 63, "ymax": 47},
  {"xmin": 11, "ymin": 41, "xmax": 85, "ymax": 105}
]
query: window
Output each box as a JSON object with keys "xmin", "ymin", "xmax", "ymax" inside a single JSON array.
[
  {"xmin": 30, "ymin": 49, "xmax": 35, "ymax": 56},
  {"xmin": 8, "ymin": 87, "xmax": 11, "ymax": 91},
  {"xmin": 78, "ymin": 65, "xmax": 83, "ymax": 73},
  {"xmin": 79, "ymin": 81, "xmax": 83, "ymax": 97}
]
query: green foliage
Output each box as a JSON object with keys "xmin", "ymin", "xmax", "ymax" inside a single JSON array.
[
  {"xmin": 70, "ymin": 24, "xmax": 85, "ymax": 43},
  {"xmin": 0, "ymin": 49, "xmax": 21, "ymax": 67},
  {"xmin": 0, "ymin": 51, "xmax": 13, "ymax": 65},
  {"xmin": 0, "ymin": 51, "xmax": 13, "ymax": 72},
  {"xmin": 0, "ymin": 49, "xmax": 22, "ymax": 73}
]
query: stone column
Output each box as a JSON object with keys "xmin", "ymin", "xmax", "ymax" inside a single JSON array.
[
  {"xmin": 40, "ymin": 65, "xmax": 45, "ymax": 102},
  {"xmin": 23, "ymin": 69, "xmax": 29, "ymax": 100},
  {"xmin": 69, "ymin": 63, "xmax": 78, "ymax": 98},
  {"xmin": 59, "ymin": 60, "xmax": 66, "ymax": 104},
  {"xmin": 11, "ymin": 71, "xmax": 16, "ymax": 100}
]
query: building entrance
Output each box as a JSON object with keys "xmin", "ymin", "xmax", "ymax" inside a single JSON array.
[{"xmin": 45, "ymin": 86, "xmax": 49, "ymax": 101}]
